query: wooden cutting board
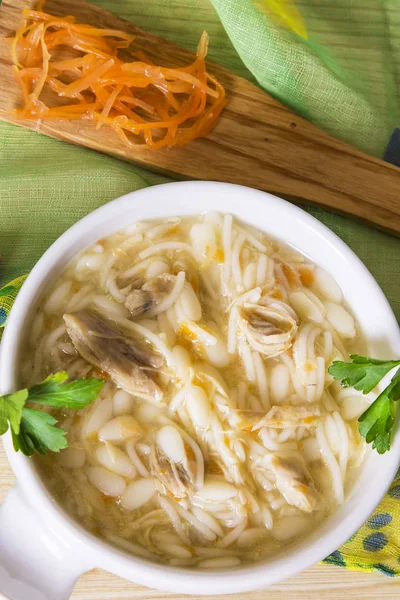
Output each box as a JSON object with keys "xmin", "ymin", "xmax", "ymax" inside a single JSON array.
[{"xmin": 1, "ymin": 0, "xmax": 400, "ymax": 236}]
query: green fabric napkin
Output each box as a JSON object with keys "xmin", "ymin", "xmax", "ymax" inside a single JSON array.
[
  {"xmin": 0, "ymin": 0, "xmax": 400, "ymax": 579},
  {"xmin": 211, "ymin": 0, "xmax": 400, "ymax": 158}
]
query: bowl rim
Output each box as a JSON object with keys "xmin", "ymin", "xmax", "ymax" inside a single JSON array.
[{"xmin": 1, "ymin": 181, "xmax": 399, "ymax": 595}]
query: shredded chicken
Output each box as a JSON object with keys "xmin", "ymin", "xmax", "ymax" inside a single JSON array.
[
  {"xmin": 237, "ymin": 303, "xmax": 297, "ymax": 357},
  {"xmin": 270, "ymin": 455, "xmax": 322, "ymax": 513},
  {"xmin": 253, "ymin": 405, "xmax": 321, "ymax": 430},
  {"xmin": 125, "ymin": 273, "xmax": 176, "ymax": 318},
  {"xmin": 230, "ymin": 406, "xmax": 320, "ymax": 432},
  {"xmin": 150, "ymin": 429, "xmax": 200, "ymax": 498},
  {"xmin": 64, "ymin": 309, "xmax": 163, "ymax": 402}
]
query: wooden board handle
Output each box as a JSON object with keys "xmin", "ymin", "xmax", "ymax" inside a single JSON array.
[{"xmin": 1, "ymin": 0, "xmax": 399, "ymax": 235}]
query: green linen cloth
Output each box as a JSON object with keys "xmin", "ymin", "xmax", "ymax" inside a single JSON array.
[
  {"xmin": 211, "ymin": 0, "xmax": 400, "ymax": 158},
  {"xmin": 0, "ymin": 0, "xmax": 399, "ymax": 578}
]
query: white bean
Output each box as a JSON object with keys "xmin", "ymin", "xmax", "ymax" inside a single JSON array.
[
  {"xmin": 192, "ymin": 507, "xmax": 224, "ymax": 537},
  {"xmin": 269, "ymin": 363, "xmax": 290, "ymax": 405},
  {"xmin": 92, "ymin": 295, "xmax": 130, "ymax": 318},
  {"xmin": 146, "ymin": 259, "xmax": 170, "ymax": 278},
  {"xmin": 84, "ymin": 398, "xmax": 113, "ymax": 439},
  {"xmin": 122, "ymin": 478, "xmax": 156, "ymax": 510},
  {"xmin": 152, "ymin": 531, "xmax": 183, "ymax": 546},
  {"xmin": 136, "ymin": 403, "xmax": 162, "ymax": 424},
  {"xmin": 66, "ymin": 284, "xmax": 93, "ymax": 312},
  {"xmin": 237, "ymin": 528, "xmax": 266, "ymax": 548},
  {"xmin": 217, "ymin": 520, "xmax": 247, "ymax": 548},
  {"xmin": 290, "ymin": 291, "xmax": 324, "ymax": 324},
  {"xmin": 99, "ymin": 416, "xmax": 142, "ymax": 443},
  {"xmin": 136, "ymin": 443, "xmax": 151, "ymax": 456},
  {"xmin": 112, "ymin": 390, "xmax": 135, "ymax": 416},
  {"xmin": 76, "ymin": 253, "xmax": 105, "ymax": 273},
  {"xmin": 186, "ymin": 386, "xmax": 210, "ymax": 429},
  {"xmin": 325, "ymin": 303, "xmax": 356, "ymax": 338},
  {"xmin": 44, "ymin": 280, "xmax": 72, "ymax": 314},
  {"xmin": 196, "ymin": 479, "xmax": 237, "ymax": 502},
  {"xmin": 29, "ymin": 311, "xmax": 45, "ymax": 347},
  {"xmin": 233, "ymin": 439, "xmax": 246, "ymax": 463},
  {"xmin": 341, "ymin": 394, "xmax": 370, "ymax": 420},
  {"xmin": 88, "ymin": 466, "xmax": 126, "ymax": 497},
  {"xmin": 314, "ymin": 267, "xmax": 343, "ymax": 302},
  {"xmin": 96, "ymin": 443, "xmax": 136, "ymax": 478},
  {"xmin": 158, "ymin": 312, "xmax": 176, "ymax": 346},
  {"xmin": 157, "ymin": 426, "xmax": 186, "ymax": 463},
  {"xmin": 272, "ymin": 515, "xmax": 310, "ymax": 541},
  {"xmin": 157, "ymin": 543, "xmax": 192, "ymax": 559},
  {"xmin": 301, "ymin": 437, "xmax": 321, "ymax": 462},
  {"xmin": 147, "ymin": 219, "xmax": 180, "ymax": 240},
  {"xmin": 243, "ymin": 263, "xmax": 257, "ymax": 291},
  {"xmin": 172, "ymin": 346, "xmax": 191, "ymax": 381},
  {"xmin": 136, "ymin": 318, "xmax": 159, "ymax": 333},
  {"xmin": 203, "ymin": 335, "xmax": 230, "ymax": 368},
  {"xmin": 256, "ymin": 254, "xmax": 268, "ymax": 287},
  {"xmin": 190, "ymin": 223, "xmax": 217, "ymax": 268},
  {"xmin": 179, "ymin": 284, "xmax": 202, "ymax": 322},
  {"xmin": 204, "ymin": 211, "xmax": 222, "ymax": 226},
  {"xmin": 262, "ymin": 505, "xmax": 274, "ymax": 530},
  {"xmin": 324, "ymin": 414, "xmax": 341, "ymax": 455}
]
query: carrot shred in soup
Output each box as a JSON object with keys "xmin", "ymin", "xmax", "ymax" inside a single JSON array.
[
  {"xmin": 9, "ymin": 4, "xmax": 226, "ymax": 149},
  {"xmin": 23, "ymin": 212, "xmax": 370, "ymax": 568}
]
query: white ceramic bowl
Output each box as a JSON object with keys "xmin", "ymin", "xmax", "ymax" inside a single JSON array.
[{"xmin": 1, "ymin": 182, "xmax": 399, "ymax": 600}]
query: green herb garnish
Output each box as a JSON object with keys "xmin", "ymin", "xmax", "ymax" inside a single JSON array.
[
  {"xmin": 329, "ymin": 355, "xmax": 400, "ymax": 454},
  {"xmin": 0, "ymin": 372, "xmax": 103, "ymax": 456}
]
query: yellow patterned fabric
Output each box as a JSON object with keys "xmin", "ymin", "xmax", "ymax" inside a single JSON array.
[
  {"xmin": 323, "ymin": 470, "xmax": 400, "ymax": 576},
  {"xmin": 0, "ymin": 275, "xmax": 27, "ymax": 339}
]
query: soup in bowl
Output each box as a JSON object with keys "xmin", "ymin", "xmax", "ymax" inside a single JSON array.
[{"xmin": 1, "ymin": 182, "xmax": 399, "ymax": 598}]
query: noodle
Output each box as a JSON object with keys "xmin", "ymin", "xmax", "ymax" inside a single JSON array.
[{"xmin": 316, "ymin": 422, "xmax": 344, "ymax": 505}]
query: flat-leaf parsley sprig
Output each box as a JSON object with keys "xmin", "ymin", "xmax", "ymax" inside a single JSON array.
[
  {"xmin": 0, "ymin": 372, "xmax": 103, "ymax": 456},
  {"xmin": 328, "ymin": 355, "xmax": 400, "ymax": 454}
]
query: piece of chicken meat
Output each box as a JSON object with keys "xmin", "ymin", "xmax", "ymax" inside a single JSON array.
[
  {"xmin": 230, "ymin": 405, "xmax": 321, "ymax": 432},
  {"xmin": 63, "ymin": 309, "xmax": 163, "ymax": 402},
  {"xmin": 270, "ymin": 455, "xmax": 322, "ymax": 513},
  {"xmin": 125, "ymin": 273, "xmax": 176, "ymax": 318}
]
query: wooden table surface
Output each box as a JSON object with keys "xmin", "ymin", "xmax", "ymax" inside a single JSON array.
[{"xmin": 1, "ymin": 445, "xmax": 399, "ymax": 600}]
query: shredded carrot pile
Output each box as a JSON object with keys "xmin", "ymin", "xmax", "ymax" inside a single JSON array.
[{"xmin": 10, "ymin": 5, "xmax": 226, "ymax": 149}]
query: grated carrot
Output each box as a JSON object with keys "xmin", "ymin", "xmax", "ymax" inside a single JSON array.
[{"xmin": 10, "ymin": 2, "xmax": 227, "ymax": 149}]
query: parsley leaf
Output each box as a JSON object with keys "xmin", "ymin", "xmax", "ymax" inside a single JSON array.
[
  {"xmin": 328, "ymin": 354, "xmax": 400, "ymax": 394},
  {"xmin": 13, "ymin": 408, "xmax": 68, "ymax": 455},
  {"xmin": 0, "ymin": 389, "xmax": 28, "ymax": 436},
  {"xmin": 329, "ymin": 356, "xmax": 400, "ymax": 454},
  {"xmin": 0, "ymin": 372, "xmax": 104, "ymax": 456},
  {"xmin": 28, "ymin": 372, "xmax": 104, "ymax": 409},
  {"xmin": 11, "ymin": 427, "xmax": 36, "ymax": 456},
  {"xmin": 358, "ymin": 368, "xmax": 400, "ymax": 454}
]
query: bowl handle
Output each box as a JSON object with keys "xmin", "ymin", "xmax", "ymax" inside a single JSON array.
[{"xmin": 0, "ymin": 486, "xmax": 93, "ymax": 600}]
